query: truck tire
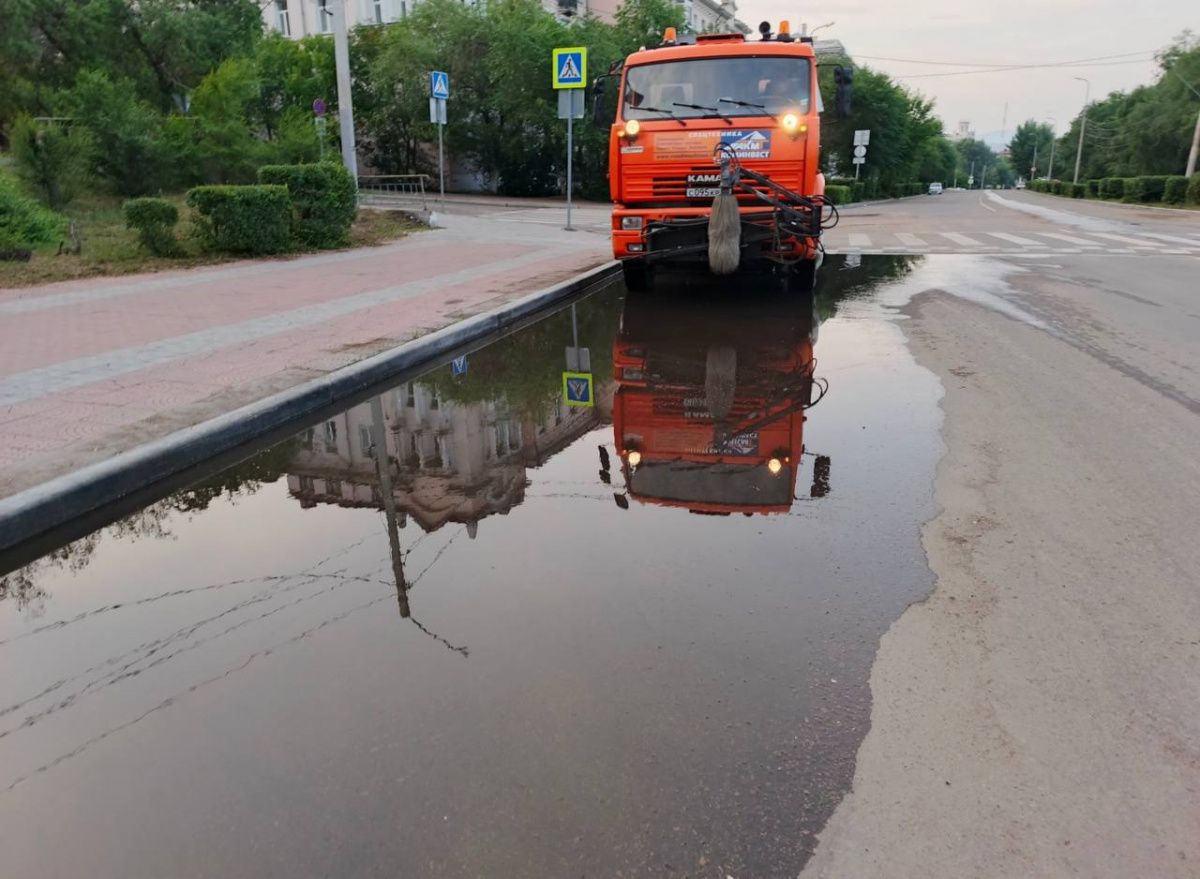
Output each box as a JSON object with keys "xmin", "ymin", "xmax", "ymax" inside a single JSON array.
[{"xmin": 622, "ymin": 259, "xmax": 652, "ymax": 292}]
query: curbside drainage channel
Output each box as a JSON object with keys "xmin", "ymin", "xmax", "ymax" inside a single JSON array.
[{"xmin": 0, "ymin": 261, "xmax": 620, "ymax": 565}]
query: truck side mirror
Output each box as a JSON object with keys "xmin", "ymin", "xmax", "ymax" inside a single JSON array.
[
  {"xmin": 833, "ymin": 66, "xmax": 853, "ymax": 118},
  {"xmin": 592, "ymin": 77, "xmax": 608, "ymax": 126}
]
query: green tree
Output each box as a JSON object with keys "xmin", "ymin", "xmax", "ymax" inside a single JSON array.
[
  {"xmin": 1007, "ymin": 120, "xmax": 1054, "ymax": 182},
  {"xmin": 62, "ymin": 69, "xmax": 172, "ymax": 195},
  {"xmin": 8, "ymin": 114, "xmax": 94, "ymax": 208}
]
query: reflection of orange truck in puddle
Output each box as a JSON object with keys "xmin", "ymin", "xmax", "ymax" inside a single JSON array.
[
  {"xmin": 609, "ymin": 295, "xmax": 828, "ymax": 515},
  {"xmin": 593, "ymin": 22, "xmax": 853, "ymax": 288}
]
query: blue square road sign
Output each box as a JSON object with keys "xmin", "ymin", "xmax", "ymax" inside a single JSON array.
[
  {"xmin": 562, "ymin": 371, "xmax": 594, "ymax": 407},
  {"xmin": 430, "ymin": 70, "xmax": 450, "ymax": 100},
  {"xmin": 552, "ymin": 47, "xmax": 587, "ymax": 90}
]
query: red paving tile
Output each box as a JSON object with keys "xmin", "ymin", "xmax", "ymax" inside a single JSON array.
[{"xmin": 0, "ymin": 207, "xmax": 612, "ymax": 497}]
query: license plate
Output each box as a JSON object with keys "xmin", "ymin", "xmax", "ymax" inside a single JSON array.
[{"xmin": 685, "ymin": 187, "xmax": 720, "ymax": 199}]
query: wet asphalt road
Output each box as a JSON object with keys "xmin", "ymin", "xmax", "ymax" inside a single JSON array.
[{"xmin": 0, "ymin": 257, "xmax": 943, "ymax": 878}]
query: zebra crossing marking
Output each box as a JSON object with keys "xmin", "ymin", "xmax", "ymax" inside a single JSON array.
[
  {"xmin": 895, "ymin": 232, "xmax": 928, "ymax": 248},
  {"xmin": 848, "ymin": 233, "xmax": 873, "ymax": 249},
  {"xmin": 1039, "ymin": 232, "xmax": 1104, "ymax": 247},
  {"xmin": 987, "ymin": 232, "xmax": 1047, "ymax": 247},
  {"xmin": 940, "ymin": 232, "xmax": 989, "ymax": 247}
]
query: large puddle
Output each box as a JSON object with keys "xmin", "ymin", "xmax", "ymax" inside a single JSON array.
[{"xmin": 0, "ymin": 256, "xmax": 944, "ymax": 877}]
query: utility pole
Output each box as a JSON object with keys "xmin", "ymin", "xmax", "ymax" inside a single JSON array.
[
  {"xmin": 330, "ymin": 0, "xmax": 358, "ymax": 182},
  {"xmin": 1072, "ymin": 77, "xmax": 1090, "ymax": 185},
  {"xmin": 1187, "ymin": 106, "xmax": 1200, "ymax": 177},
  {"xmin": 1031, "ymin": 139, "xmax": 1038, "ymax": 181}
]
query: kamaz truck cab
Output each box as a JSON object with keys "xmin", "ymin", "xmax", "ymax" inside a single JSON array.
[{"xmin": 595, "ymin": 22, "xmax": 846, "ymax": 289}]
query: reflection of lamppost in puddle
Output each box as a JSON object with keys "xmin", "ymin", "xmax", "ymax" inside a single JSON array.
[
  {"xmin": 370, "ymin": 394, "xmax": 469, "ymax": 656},
  {"xmin": 370, "ymin": 395, "xmax": 409, "ymax": 617}
]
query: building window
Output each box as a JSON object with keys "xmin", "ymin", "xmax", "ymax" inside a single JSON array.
[
  {"xmin": 324, "ymin": 420, "xmax": 338, "ymax": 452},
  {"xmin": 318, "ymin": 0, "xmax": 331, "ymax": 33},
  {"xmin": 373, "ymin": 0, "xmax": 385, "ymax": 22},
  {"xmin": 299, "ymin": 476, "xmax": 315, "ymax": 492},
  {"xmin": 326, "ymin": 478, "xmax": 342, "ymax": 497},
  {"xmin": 400, "ymin": 0, "xmax": 407, "ymax": 16},
  {"xmin": 359, "ymin": 424, "xmax": 378, "ymax": 456},
  {"xmin": 437, "ymin": 434, "xmax": 454, "ymax": 472},
  {"xmin": 275, "ymin": 0, "xmax": 291, "ymax": 35},
  {"xmin": 405, "ymin": 383, "xmax": 416, "ymax": 407}
]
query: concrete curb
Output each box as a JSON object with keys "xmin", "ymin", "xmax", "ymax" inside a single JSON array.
[{"xmin": 0, "ymin": 260, "xmax": 620, "ymax": 560}]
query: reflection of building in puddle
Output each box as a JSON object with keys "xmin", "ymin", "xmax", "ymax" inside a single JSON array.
[{"xmin": 287, "ymin": 380, "xmax": 614, "ymax": 534}]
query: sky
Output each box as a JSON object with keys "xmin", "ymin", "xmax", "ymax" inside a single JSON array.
[{"xmin": 737, "ymin": 0, "xmax": 1196, "ymax": 146}]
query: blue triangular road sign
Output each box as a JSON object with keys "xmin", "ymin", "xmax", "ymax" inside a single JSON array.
[{"xmin": 558, "ymin": 55, "xmax": 581, "ymax": 82}]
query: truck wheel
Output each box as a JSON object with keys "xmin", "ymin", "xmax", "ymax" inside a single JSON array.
[
  {"xmin": 788, "ymin": 259, "xmax": 817, "ymax": 293},
  {"xmin": 622, "ymin": 260, "xmax": 653, "ymax": 292}
]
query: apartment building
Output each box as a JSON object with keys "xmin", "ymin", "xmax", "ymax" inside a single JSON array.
[{"xmin": 263, "ymin": 0, "xmax": 744, "ymax": 38}]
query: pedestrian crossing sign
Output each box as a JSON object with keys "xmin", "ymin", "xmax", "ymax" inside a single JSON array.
[
  {"xmin": 430, "ymin": 70, "xmax": 450, "ymax": 100},
  {"xmin": 553, "ymin": 47, "xmax": 587, "ymax": 90},
  {"xmin": 562, "ymin": 371, "xmax": 594, "ymax": 407}
]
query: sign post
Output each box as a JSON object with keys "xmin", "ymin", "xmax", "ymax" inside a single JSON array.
[
  {"xmin": 429, "ymin": 71, "xmax": 450, "ymax": 201},
  {"xmin": 553, "ymin": 47, "xmax": 587, "ymax": 230},
  {"xmin": 313, "ymin": 98, "xmax": 327, "ymax": 160},
  {"xmin": 852, "ymin": 129, "xmax": 870, "ymax": 180}
]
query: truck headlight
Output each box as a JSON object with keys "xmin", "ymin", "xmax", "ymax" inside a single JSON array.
[
  {"xmin": 621, "ymin": 216, "xmax": 643, "ymax": 230},
  {"xmin": 781, "ymin": 113, "xmax": 800, "ymax": 132},
  {"xmin": 625, "ymin": 119, "xmax": 641, "ymax": 137}
]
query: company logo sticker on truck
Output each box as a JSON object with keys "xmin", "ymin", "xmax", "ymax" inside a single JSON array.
[{"xmin": 654, "ymin": 130, "xmax": 773, "ymax": 161}]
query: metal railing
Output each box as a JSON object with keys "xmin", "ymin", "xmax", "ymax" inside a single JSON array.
[{"xmin": 357, "ymin": 174, "xmax": 430, "ymax": 210}]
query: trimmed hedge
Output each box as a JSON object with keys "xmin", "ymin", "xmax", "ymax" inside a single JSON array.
[
  {"xmin": 1188, "ymin": 175, "xmax": 1200, "ymax": 205},
  {"xmin": 257, "ymin": 162, "xmax": 356, "ymax": 249},
  {"xmin": 1124, "ymin": 176, "xmax": 1167, "ymax": 203},
  {"xmin": 1163, "ymin": 176, "xmax": 1189, "ymax": 205},
  {"xmin": 123, "ymin": 197, "xmax": 181, "ymax": 256},
  {"xmin": 0, "ymin": 171, "xmax": 65, "ymax": 252},
  {"xmin": 1085, "ymin": 180, "xmax": 1101, "ymax": 199},
  {"xmin": 186, "ymin": 185, "xmax": 292, "ymax": 255},
  {"xmin": 1099, "ymin": 177, "xmax": 1125, "ymax": 200},
  {"xmin": 824, "ymin": 184, "xmax": 852, "ymax": 205},
  {"xmin": 1065, "ymin": 182, "xmax": 1087, "ymax": 199}
]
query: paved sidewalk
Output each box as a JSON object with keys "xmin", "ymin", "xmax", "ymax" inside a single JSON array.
[{"xmin": 0, "ymin": 201, "xmax": 613, "ymax": 499}]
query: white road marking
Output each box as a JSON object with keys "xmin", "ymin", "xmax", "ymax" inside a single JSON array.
[
  {"xmin": 895, "ymin": 232, "xmax": 928, "ymax": 248},
  {"xmin": 1135, "ymin": 232, "xmax": 1200, "ymax": 247},
  {"xmin": 1086, "ymin": 232, "xmax": 1166, "ymax": 248},
  {"xmin": 848, "ymin": 233, "xmax": 873, "ymax": 249},
  {"xmin": 1038, "ymin": 232, "xmax": 1104, "ymax": 247},
  {"xmin": 940, "ymin": 232, "xmax": 988, "ymax": 247},
  {"xmin": 987, "ymin": 232, "xmax": 1046, "ymax": 247}
]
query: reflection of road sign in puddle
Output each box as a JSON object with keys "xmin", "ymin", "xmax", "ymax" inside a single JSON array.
[
  {"xmin": 563, "ymin": 371, "xmax": 594, "ymax": 407},
  {"xmin": 451, "ymin": 355, "xmax": 468, "ymax": 377}
]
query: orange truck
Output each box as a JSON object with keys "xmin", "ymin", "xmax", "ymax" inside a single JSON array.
[
  {"xmin": 607, "ymin": 294, "xmax": 828, "ymax": 516},
  {"xmin": 593, "ymin": 22, "xmax": 850, "ymax": 289}
]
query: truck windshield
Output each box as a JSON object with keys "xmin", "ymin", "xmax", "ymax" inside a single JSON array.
[{"xmin": 623, "ymin": 56, "xmax": 811, "ymax": 120}]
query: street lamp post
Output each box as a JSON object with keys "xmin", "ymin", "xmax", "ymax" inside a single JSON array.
[
  {"xmin": 1044, "ymin": 116, "xmax": 1056, "ymax": 180},
  {"xmin": 329, "ymin": 0, "xmax": 358, "ymax": 183},
  {"xmin": 1072, "ymin": 77, "xmax": 1089, "ymax": 185}
]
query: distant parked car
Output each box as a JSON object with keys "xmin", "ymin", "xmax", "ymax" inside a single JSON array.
[
  {"xmin": 1015, "ymin": 179, "xmax": 1027, "ymax": 189},
  {"xmin": 928, "ymin": 182, "xmax": 944, "ymax": 195}
]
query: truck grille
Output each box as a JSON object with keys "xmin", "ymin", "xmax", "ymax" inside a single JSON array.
[{"xmin": 623, "ymin": 161, "xmax": 805, "ymax": 206}]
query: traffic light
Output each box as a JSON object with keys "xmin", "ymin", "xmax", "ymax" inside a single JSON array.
[{"xmin": 833, "ymin": 66, "xmax": 854, "ymax": 118}]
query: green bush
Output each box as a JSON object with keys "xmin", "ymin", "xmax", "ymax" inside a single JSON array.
[
  {"xmin": 9, "ymin": 115, "xmax": 94, "ymax": 209},
  {"xmin": 1126, "ymin": 175, "xmax": 1168, "ymax": 203},
  {"xmin": 186, "ymin": 185, "xmax": 292, "ymax": 254},
  {"xmin": 824, "ymin": 184, "xmax": 852, "ymax": 205},
  {"xmin": 1065, "ymin": 182, "xmax": 1086, "ymax": 198},
  {"xmin": 257, "ymin": 162, "xmax": 357, "ymax": 248},
  {"xmin": 1085, "ymin": 180, "xmax": 1101, "ymax": 198},
  {"xmin": 0, "ymin": 172, "xmax": 66, "ymax": 252},
  {"xmin": 123, "ymin": 198, "xmax": 182, "ymax": 257},
  {"xmin": 1188, "ymin": 175, "xmax": 1200, "ymax": 205},
  {"xmin": 1162, "ymin": 176, "xmax": 1188, "ymax": 205},
  {"xmin": 1099, "ymin": 177, "xmax": 1125, "ymax": 200}
]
